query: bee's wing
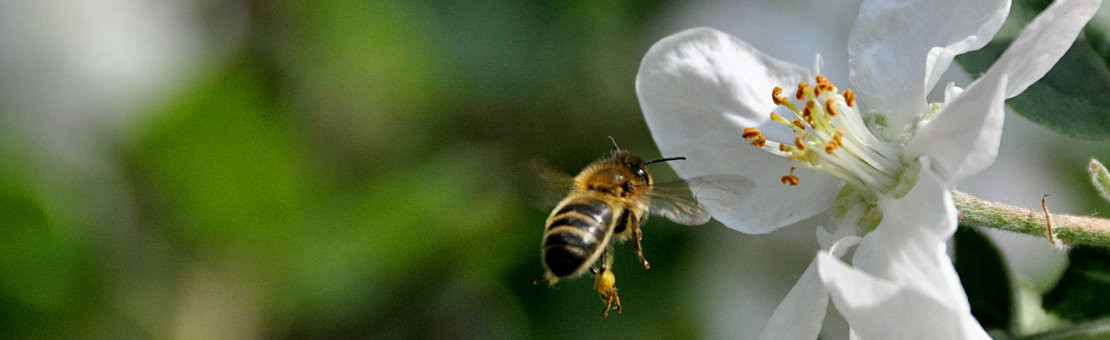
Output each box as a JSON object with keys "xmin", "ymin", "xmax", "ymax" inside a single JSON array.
[
  {"xmin": 533, "ymin": 159, "xmax": 576, "ymax": 209},
  {"xmin": 650, "ymin": 174, "xmax": 755, "ymax": 226}
]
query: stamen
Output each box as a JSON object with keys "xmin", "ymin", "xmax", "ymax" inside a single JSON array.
[
  {"xmin": 825, "ymin": 140, "xmax": 839, "ymax": 154},
  {"xmin": 794, "ymin": 135, "xmax": 806, "ymax": 150},
  {"xmin": 748, "ymin": 75, "xmax": 902, "ymax": 193},
  {"xmin": 781, "ymin": 167, "xmax": 799, "ymax": 186},
  {"xmin": 825, "ymin": 98, "xmax": 838, "ymax": 116},
  {"xmin": 752, "ymin": 136, "xmax": 767, "ymax": 147},
  {"xmin": 742, "ymin": 127, "xmax": 761, "ymax": 139},
  {"xmin": 842, "ymin": 89, "xmax": 856, "ymax": 107},
  {"xmin": 772, "ymin": 87, "xmax": 786, "ymax": 105},
  {"xmin": 743, "ymin": 127, "xmax": 768, "ymax": 147}
]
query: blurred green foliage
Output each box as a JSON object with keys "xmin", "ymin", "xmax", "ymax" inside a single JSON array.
[{"xmin": 0, "ymin": 0, "xmax": 727, "ymax": 338}]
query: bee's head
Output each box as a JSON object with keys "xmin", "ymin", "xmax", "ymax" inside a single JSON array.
[{"xmin": 604, "ymin": 137, "xmax": 685, "ymax": 197}]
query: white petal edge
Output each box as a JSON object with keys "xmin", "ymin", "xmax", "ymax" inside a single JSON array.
[
  {"xmin": 981, "ymin": 0, "xmax": 1102, "ymax": 98},
  {"xmin": 817, "ymin": 252, "xmax": 990, "ymax": 340},
  {"xmin": 830, "ymin": 160, "xmax": 988, "ymax": 338},
  {"xmin": 637, "ymin": 27, "xmax": 841, "ymax": 233},
  {"xmin": 848, "ymin": 0, "xmax": 1009, "ymax": 136},
  {"xmin": 905, "ymin": 74, "xmax": 1008, "ymax": 184},
  {"xmin": 758, "ymin": 259, "xmax": 827, "ymax": 340},
  {"xmin": 851, "ymin": 159, "xmax": 967, "ymax": 307}
]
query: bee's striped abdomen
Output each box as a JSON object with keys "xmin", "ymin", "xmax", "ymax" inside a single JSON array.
[{"xmin": 543, "ymin": 198, "xmax": 614, "ymax": 277}]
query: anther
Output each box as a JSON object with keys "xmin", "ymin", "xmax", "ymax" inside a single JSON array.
[
  {"xmin": 742, "ymin": 127, "xmax": 762, "ymax": 140},
  {"xmin": 791, "ymin": 119, "xmax": 806, "ymax": 130},
  {"xmin": 781, "ymin": 167, "xmax": 799, "ymax": 186},
  {"xmin": 842, "ymin": 89, "xmax": 856, "ymax": 107},
  {"xmin": 752, "ymin": 136, "xmax": 767, "ymax": 147},
  {"xmin": 825, "ymin": 98, "xmax": 838, "ymax": 116},
  {"xmin": 825, "ymin": 140, "xmax": 839, "ymax": 154},
  {"xmin": 794, "ymin": 135, "xmax": 806, "ymax": 150},
  {"xmin": 772, "ymin": 87, "xmax": 786, "ymax": 105},
  {"xmin": 795, "ymin": 82, "xmax": 808, "ymax": 101}
]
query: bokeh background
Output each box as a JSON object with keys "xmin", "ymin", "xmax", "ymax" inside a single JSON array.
[{"xmin": 1, "ymin": 0, "xmax": 1107, "ymax": 339}]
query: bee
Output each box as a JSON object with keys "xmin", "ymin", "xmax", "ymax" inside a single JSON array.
[{"xmin": 535, "ymin": 137, "xmax": 751, "ymax": 317}]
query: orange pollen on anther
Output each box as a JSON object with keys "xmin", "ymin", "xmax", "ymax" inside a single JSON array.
[
  {"xmin": 742, "ymin": 127, "xmax": 762, "ymax": 139},
  {"xmin": 791, "ymin": 119, "xmax": 806, "ymax": 130},
  {"xmin": 825, "ymin": 98, "xmax": 838, "ymax": 116},
  {"xmin": 842, "ymin": 89, "xmax": 856, "ymax": 107},
  {"xmin": 781, "ymin": 167, "xmax": 799, "ymax": 186},
  {"xmin": 825, "ymin": 140, "xmax": 840, "ymax": 154},
  {"xmin": 779, "ymin": 144, "xmax": 789, "ymax": 152},
  {"xmin": 752, "ymin": 136, "xmax": 767, "ymax": 147},
  {"xmin": 772, "ymin": 87, "xmax": 785, "ymax": 105},
  {"xmin": 794, "ymin": 135, "xmax": 806, "ymax": 150},
  {"xmin": 795, "ymin": 82, "xmax": 808, "ymax": 100}
]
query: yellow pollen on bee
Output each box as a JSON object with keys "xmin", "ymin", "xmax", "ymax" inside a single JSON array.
[{"xmin": 781, "ymin": 167, "xmax": 799, "ymax": 186}]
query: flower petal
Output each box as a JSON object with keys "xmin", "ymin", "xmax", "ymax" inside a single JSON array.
[
  {"xmin": 637, "ymin": 27, "xmax": 842, "ymax": 233},
  {"xmin": 854, "ymin": 159, "xmax": 964, "ymax": 302},
  {"xmin": 981, "ymin": 0, "xmax": 1102, "ymax": 99},
  {"xmin": 822, "ymin": 160, "xmax": 988, "ymax": 338},
  {"xmin": 758, "ymin": 258, "xmax": 827, "ymax": 340},
  {"xmin": 817, "ymin": 252, "xmax": 989, "ymax": 340},
  {"xmin": 848, "ymin": 0, "xmax": 1008, "ymax": 134},
  {"xmin": 905, "ymin": 75, "xmax": 1008, "ymax": 183}
]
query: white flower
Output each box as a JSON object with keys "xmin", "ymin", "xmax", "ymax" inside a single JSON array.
[{"xmin": 635, "ymin": 0, "xmax": 1100, "ymax": 338}]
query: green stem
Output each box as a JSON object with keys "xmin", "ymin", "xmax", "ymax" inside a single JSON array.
[{"xmin": 952, "ymin": 190, "xmax": 1110, "ymax": 248}]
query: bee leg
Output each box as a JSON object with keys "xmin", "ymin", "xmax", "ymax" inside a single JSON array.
[
  {"xmin": 595, "ymin": 248, "xmax": 622, "ymax": 318},
  {"xmin": 534, "ymin": 272, "xmax": 557, "ymax": 286},
  {"xmin": 595, "ymin": 267, "xmax": 622, "ymax": 317},
  {"xmin": 631, "ymin": 226, "xmax": 650, "ymax": 269}
]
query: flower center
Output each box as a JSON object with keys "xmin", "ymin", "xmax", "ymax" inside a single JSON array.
[{"xmin": 742, "ymin": 75, "xmax": 905, "ymax": 197}]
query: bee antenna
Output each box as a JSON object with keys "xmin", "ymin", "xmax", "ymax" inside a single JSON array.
[
  {"xmin": 608, "ymin": 136, "xmax": 620, "ymax": 151},
  {"xmin": 646, "ymin": 156, "xmax": 686, "ymax": 164}
]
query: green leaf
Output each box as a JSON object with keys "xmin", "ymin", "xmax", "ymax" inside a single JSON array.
[
  {"xmin": 955, "ymin": 0, "xmax": 1110, "ymax": 140},
  {"xmin": 954, "ymin": 227, "xmax": 1014, "ymax": 332},
  {"xmin": 1021, "ymin": 315, "xmax": 1110, "ymax": 340},
  {"xmin": 1043, "ymin": 247, "xmax": 1110, "ymax": 321}
]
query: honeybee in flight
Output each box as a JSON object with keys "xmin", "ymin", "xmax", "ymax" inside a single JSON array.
[{"xmin": 535, "ymin": 137, "xmax": 752, "ymax": 317}]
